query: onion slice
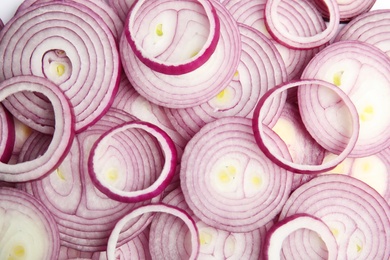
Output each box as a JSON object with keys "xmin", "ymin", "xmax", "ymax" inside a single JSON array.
[
  {"xmin": 0, "ymin": 187, "xmax": 60, "ymax": 260},
  {"xmin": 106, "ymin": 203, "xmax": 200, "ymax": 260},
  {"xmin": 0, "ymin": 104, "xmax": 15, "ymax": 163},
  {"xmin": 252, "ymin": 79, "xmax": 359, "ymax": 174},
  {"xmin": 88, "ymin": 121, "xmax": 177, "ymax": 203},
  {"xmin": 264, "ymin": 0, "xmax": 340, "ymax": 49},
  {"xmin": 263, "ymin": 213, "xmax": 338, "ymax": 260},
  {"xmin": 0, "ymin": 75, "xmax": 74, "ymax": 182},
  {"xmin": 124, "ymin": 0, "xmax": 220, "ymax": 74}
]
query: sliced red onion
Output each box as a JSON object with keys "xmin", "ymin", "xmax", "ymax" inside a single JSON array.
[
  {"xmin": 263, "ymin": 213, "xmax": 338, "ymax": 260},
  {"xmin": 311, "ymin": 0, "xmax": 376, "ymax": 22},
  {"xmin": 164, "ymin": 23, "xmax": 287, "ymax": 141},
  {"xmin": 0, "ymin": 2, "xmax": 120, "ymax": 133},
  {"xmin": 111, "ymin": 75, "xmax": 187, "ymax": 158},
  {"xmin": 0, "ymin": 76, "xmax": 74, "ymax": 182},
  {"xmin": 181, "ymin": 116, "xmax": 293, "ymax": 233},
  {"xmin": 0, "ymin": 104, "xmax": 15, "ymax": 163},
  {"xmin": 150, "ymin": 187, "xmax": 268, "ymax": 259},
  {"xmin": 335, "ymin": 9, "xmax": 390, "ymax": 56},
  {"xmin": 253, "ymin": 79, "xmax": 359, "ymax": 174},
  {"xmin": 107, "ymin": 203, "xmax": 200, "ymax": 260},
  {"xmin": 88, "ymin": 120, "xmax": 177, "ymax": 203},
  {"xmin": 279, "ymin": 174, "xmax": 390, "ymax": 260},
  {"xmin": 300, "ymin": 40, "xmax": 390, "ymax": 157},
  {"xmin": 0, "ymin": 19, "xmax": 4, "ymax": 30},
  {"xmin": 17, "ymin": 108, "xmax": 160, "ymax": 252},
  {"xmin": 107, "ymin": 0, "xmax": 136, "ymax": 22},
  {"xmin": 265, "ymin": 0, "xmax": 340, "ymax": 49},
  {"xmin": 16, "ymin": 0, "xmax": 124, "ymax": 39},
  {"xmin": 222, "ymin": 0, "xmax": 324, "ymax": 80},
  {"xmin": 120, "ymin": 0, "xmax": 241, "ymax": 108},
  {"xmin": 124, "ymin": 0, "xmax": 220, "ymax": 75},
  {"xmin": 0, "ymin": 187, "xmax": 60, "ymax": 260}
]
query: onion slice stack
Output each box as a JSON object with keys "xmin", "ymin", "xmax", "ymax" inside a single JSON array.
[
  {"xmin": 0, "ymin": 1, "xmax": 120, "ymax": 132},
  {"xmin": 120, "ymin": 0, "xmax": 241, "ymax": 108},
  {"xmin": 264, "ymin": 0, "xmax": 340, "ymax": 49},
  {"xmin": 300, "ymin": 40, "xmax": 390, "ymax": 157},
  {"xmin": 253, "ymin": 79, "xmax": 359, "ymax": 174},
  {"xmin": 107, "ymin": 203, "xmax": 200, "ymax": 260},
  {"xmin": 88, "ymin": 121, "xmax": 177, "ymax": 203},
  {"xmin": 0, "ymin": 103, "xmax": 14, "ymax": 163},
  {"xmin": 0, "ymin": 187, "xmax": 60, "ymax": 260},
  {"xmin": 0, "ymin": 75, "xmax": 74, "ymax": 182},
  {"xmin": 181, "ymin": 116, "xmax": 293, "ymax": 232},
  {"xmin": 278, "ymin": 174, "xmax": 390, "ymax": 259}
]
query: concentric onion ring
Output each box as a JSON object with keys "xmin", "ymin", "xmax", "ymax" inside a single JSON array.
[
  {"xmin": 264, "ymin": 0, "xmax": 340, "ymax": 49},
  {"xmin": 0, "ymin": 187, "xmax": 60, "ymax": 260},
  {"xmin": 0, "ymin": 75, "xmax": 74, "ymax": 182},
  {"xmin": 0, "ymin": 2, "xmax": 120, "ymax": 132},
  {"xmin": 88, "ymin": 121, "xmax": 177, "ymax": 203},
  {"xmin": 279, "ymin": 174, "xmax": 390, "ymax": 260},
  {"xmin": 124, "ymin": 0, "xmax": 220, "ymax": 74},
  {"xmin": 107, "ymin": 203, "xmax": 200, "ymax": 260},
  {"xmin": 253, "ymin": 79, "xmax": 359, "ymax": 174},
  {"xmin": 181, "ymin": 116, "xmax": 293, "ymax": 233}
]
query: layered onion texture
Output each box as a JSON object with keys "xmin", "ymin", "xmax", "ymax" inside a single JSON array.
[{"xmin": 0, "ymin": 0, "xmax": 390, "ymax": 259}]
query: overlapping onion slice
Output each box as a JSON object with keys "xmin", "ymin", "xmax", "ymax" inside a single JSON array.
[
  {"xmin": 300, "ymin": 40, "xmax": 390, "ymax": 157},
  {"xmin": 181, "ymin": 116, "xmax": 293, "ymax": 233},
  {"xmin": 222, "ymin": 0, "xmax": 324, "ymax": 80},
  {"xmin": 125, "ymin": 0, "xmax": 220, "ymax": 75},
  {"xmin": 0, "ymin": 103, "xmax": 14, "ymax": 163},
  {"xmin": 107, "ymin": 203, "xmax": 200, "ymax": 260},
  {"xmin": 335, "ymin": 9, "xmax": 390, "ymax": 56},
  {"xmin": 0, "ymin": 75, "xmax": 74, "ymax": 182},
  {"xmin": 165, "ymin": 23, "xmax": 287, "ymax": 141},
  {"xmin": 253, "ymin": 79, "xmax": 359, "ymax": 174},
  {"xmin": 0, "ymin": 1, "xmax": 120, "ymax": 132},
  {"xmin": 16, "ymin": 0, "xmax": 123, "ymax": 39},
  {"xmin": 279, "ymin": 174, "xmax": 390, "ymax": 260},
  {"xmin": 263, "ymin": 213, "xmax": 338, "ymax": 260},
  {"xmin": 120, "ymin": 0, "xmax": 241, "ymax": 108},
  {"xmin": 0, "ymin": 187, "xmax": 60, "ymax": 260},
  {"xmin": 264, "ymin": 0, "xmax": 339, "ymax": 49},
  {"xmin": 150, "ymin": 187, "xmax": 268, "ymax": 259},
  {"xmin": 88, "ymin": 120, "xmax": 177, "ymax": 203},
  {"xmin": 310, "ymin": 0, "xmax": 376, "ymax": 22},
  {"xmin": 107, "ymin": 0, "xmax": 137, "ymax": 22},
  {"xmin": 18, "ymin": 109, "xmax": 160, "ymax": 252}
]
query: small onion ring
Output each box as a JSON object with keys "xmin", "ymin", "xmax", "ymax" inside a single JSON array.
[
  {"xmin": 88, "ymin": 121, "xmax": 177, "ymax": 203},
  {"xmin": 264, "ymin": 0, "xmax": 340, "ymax": 49},
  {"xmin": 124, "ymin": 0, "xmax": 220, "ymax": 75},
  {"xmin": 252, "ymin": 79, "xmax": 359, "ymax": 174},
  {"xmin": 106, "ymin": 203, "xmax": 200, "ymax": 260},
  {"xmin": 0, "ymin": 75, "xmax": 74, "ymax": 182}
]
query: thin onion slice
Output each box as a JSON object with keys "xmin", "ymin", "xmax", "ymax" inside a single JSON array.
[
  {"xmin": 0, "ymin": 75, "xmax": 74, "ymax": 182},
  {"xmin": 181, "ymin": 116, "xmax": 293, "ymax": 233},
  {"xmin": 300, "ymin": 40, "xmax": 390, "ymax": 157},
  {"xmin": 0, "ymin": 187, "xmax": 60, "ymax": 260},
  {"xmin": 120, "ymin": 0, "xmax": 241, "ymax": 108},
  {"xmin": 107, "ymin": 203, "xmax": 200, "ymax": 260},
  {"xmin": 0, "ymin": 2, "xmax": 120, "ymax": 133},
  {"xmin": 263, "ymin": 213, "xmax": 338, "ymax": 260},
  {"xmin": 88, "ymin": 121, "xmax": 177, "ymax": 203},
  {"xmin": 264, "ymin": 0, "xmax": 340, "ymax": 49},
  {"xmin": 279, "ymin": 174, "xmax": 390, "ymax": 260},
  {"xmin": 0, "ymin": 104, "xmax": 15, "ymax": 163},
  {"xmin": 124, "ymin": 0, "xmax": 220, "ymax": 75},
  {"xmin": 253, "ymin": 79, "xmax": 359, "ymax": 174}
]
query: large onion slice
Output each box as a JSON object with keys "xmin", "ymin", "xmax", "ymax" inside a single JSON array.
[
  {"xmin": 0, "ymin": 187, "xmax": 60, "ymax": 260},
  {"xmin": 253, "ymin": 79, "xmax": 359, "ymax": 174},
  {"xmin": 0, "ymin": 75, "xmax": 74, "ymax": 182},
  {"xmin": 181, "ymin": 116, "xmax": 293, "ymax": 233},
  {"xmin": 0, "ymin": 1, "xmax": 120, "ymax": 132},
  {"xmin": 88, "ymin": 121, "xmax": 177, "ymax": 203},
  {"xmin": 124, "ymin": 0, "xmax": 220, "ymax": 75}
]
